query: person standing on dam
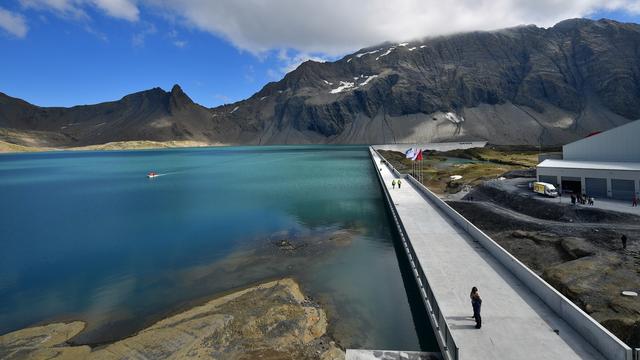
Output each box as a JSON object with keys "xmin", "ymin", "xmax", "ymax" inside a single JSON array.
[
  {"xmin": 471, "ymin": 287, "xmax": 482, "ymax": 329},
  {"xmin": 392, "ymin": 179, "xmax": 396, "ymax": 189},
  {"xmin": 397, "ymin": 179, "xmax": 402, "ymax": 189}
]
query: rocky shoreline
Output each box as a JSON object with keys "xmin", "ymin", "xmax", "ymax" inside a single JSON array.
[{"xmin": 0, "ymin": 278, "xmax": 345, "ymax": 360}]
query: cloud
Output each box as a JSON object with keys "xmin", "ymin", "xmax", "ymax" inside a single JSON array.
[
  {"xmin": 167, "ymin": 29, "xmax": 187, "ymax": 48},
  {"xmin": 11, "ymin": 0, "xmax": 640, "ymax": 57},
  {"xmin": 20, "ymin": 0, "xmax": 139, "ymax": 21},
  {"xmin": 144, "ymin": 0, "xmax": 640, "ymax": 55},
  {"xmin": 92, "ymin": 0, "xmax": 139, "ymax": 21},
  {"xmin": 0, "ymin": 7, "xmax": 28, "ymax": 37},
  {"xmin": 131, "ymin": 21, "xmax": 156, "ymax": 46},
  {"xmin": 277, "ymin": 49, "xmax": 329, "ymax": 74}
]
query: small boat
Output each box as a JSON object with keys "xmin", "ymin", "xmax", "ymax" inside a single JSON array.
[{"xmin": 147, "ymin": 171, "xmax": 159, "ymax": 178}]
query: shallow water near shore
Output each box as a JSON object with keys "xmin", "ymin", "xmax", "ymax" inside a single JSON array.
[{"xmin": 0, "ymin": 145, "xmax": 436, "ymax": 351}]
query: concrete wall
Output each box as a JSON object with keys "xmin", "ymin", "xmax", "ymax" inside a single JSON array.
[
  {"xmin": 537, "ymin": 167, "xmax": 640, "ymax": 199},
  {"xmin": 402, "ymin": 174, "xmax": 633, "ymax": 360},
  {"xmin": 563, "ymin": 120, "xmax": 640, "ymax": 162}
]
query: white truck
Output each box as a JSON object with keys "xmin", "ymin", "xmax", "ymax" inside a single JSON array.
[{"xmin": 533, "ymin": 182, "xmax": 558, "ymax": 197}]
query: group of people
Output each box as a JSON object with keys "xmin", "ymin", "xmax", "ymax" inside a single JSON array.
[
  {"xmin": 391, "ymin": 179, "xmax": 402, "ymax": 189},
  {"xmin": 570, "ymin": 193, "xmax": 594, "ymax": 206}
]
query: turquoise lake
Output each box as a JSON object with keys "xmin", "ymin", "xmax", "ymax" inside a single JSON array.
[{"xmin": 0, "ymin": 145, "xmax": 436, "ymax": 351}]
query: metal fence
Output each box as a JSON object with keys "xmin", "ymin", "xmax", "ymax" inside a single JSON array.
[{"xmin": 370, "ymin": 148, "xmax": 459, "ymax": 360}]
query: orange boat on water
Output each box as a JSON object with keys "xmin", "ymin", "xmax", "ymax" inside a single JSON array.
[{"xmin": 147, "ymin": 171, "xmax": 158, "ymax": 178}]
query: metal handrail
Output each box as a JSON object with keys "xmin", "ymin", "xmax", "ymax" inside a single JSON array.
[{"xmin": 370, "ymin": 148, "xmax": 459, "ymax": 360}]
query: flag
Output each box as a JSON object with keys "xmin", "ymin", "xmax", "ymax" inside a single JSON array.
[
  {"xmin": 415, "ymin": 149, "xmax": 423, "ymax": 161},
  {"xmin": 404, "ymin": 148, "xmax": 416, "ymax": 159}
]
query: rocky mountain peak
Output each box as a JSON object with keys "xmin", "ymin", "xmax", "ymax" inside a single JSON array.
[
  {"xmin": 169, "ymin": 84, "xmax": 194, "ymax": 112},
  {"xmin": 1, "ymin": 18, "xmax": 639, "ymax": 148}
]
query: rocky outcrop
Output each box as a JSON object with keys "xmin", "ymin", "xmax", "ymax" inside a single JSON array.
[
  {"xmin": 543, "ymin": 256, "xmax": 640, "ymax": 347},
  {"xmin": 0, "ymin": 279, "xmax": 344, "ymax": 360},
  {"xmin": 2, "ymin": 18, "xmax": 640, "ymax": 147}
]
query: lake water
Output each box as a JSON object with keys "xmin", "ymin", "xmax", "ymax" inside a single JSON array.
[{"xmin": 0, "ymin": 145, "xmax": 436, "ymax": 351}]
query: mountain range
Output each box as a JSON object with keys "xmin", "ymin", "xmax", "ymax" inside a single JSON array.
[{"xmin": 2, "ymin": 18, "xmax": 640, "ymax": 148}]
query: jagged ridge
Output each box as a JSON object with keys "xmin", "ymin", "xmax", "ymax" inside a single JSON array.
[{"xmin": 1, "ymin": 18, "xmax": 639, "ymax": 147}]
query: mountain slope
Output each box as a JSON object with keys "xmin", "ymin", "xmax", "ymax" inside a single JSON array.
[
  {"xmin": 216, "ymin": 18, "xmax": 640, "ymax": 145},
  {"xmin": 0, "ymin": 85, "xmax": 216, "ymax": 147},
  {"xmin": 2, "ymin": 18, "xmax": 640, "ymax": 147}
]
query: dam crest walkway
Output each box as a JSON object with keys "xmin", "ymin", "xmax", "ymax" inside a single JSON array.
[{"xmin": 370, "ymin": 149, "xmax": 610, "ymax": 360}]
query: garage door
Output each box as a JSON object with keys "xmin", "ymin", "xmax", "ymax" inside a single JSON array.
[
  {"xmin": 538, "ymin": 175, "xmax": 558, "ymax": 186},
  {"xmin": 611, "ymin": 179, "xmax": 635, "ymax": 200},
  {"xmin": 561, "ymin": 176, "xmax": 582, "ymax": 194},
  {"xmin": 585, "ymin": 178, "xmax": 607, "ymax": 198}
]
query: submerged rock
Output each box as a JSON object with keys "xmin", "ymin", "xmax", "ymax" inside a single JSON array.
[{"xmin": 0, "ymin": 279, "xmax": 344, "ymax": 360}]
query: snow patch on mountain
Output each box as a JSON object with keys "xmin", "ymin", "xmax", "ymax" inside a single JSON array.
[
  {"xmin": 356, "ymin": 49, "xmax": 381, "ymax": 58},
  {"xmin": 330, "ymin": 81, "xmax": 356, "ymax": 94},
  {"xmin": 376, "ymin": 47, "xmax": 395, "ymax": 60},
  {"xmin": 329, "ymin": 75, "xmax": 378, "ymax": 94},
  {"xmin": 360, "ymin": 75, "xmax": 378, "ymax": 86},
  {"xmin": 445, "ymin": 112, "xmax": 464, "ymax": 123}
]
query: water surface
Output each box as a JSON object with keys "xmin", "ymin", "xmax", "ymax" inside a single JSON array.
[{"xmin": 0, "ymin": 145, "xmax": 435, "ymax": 350}]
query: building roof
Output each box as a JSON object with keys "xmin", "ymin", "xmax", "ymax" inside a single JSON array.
[{"xmin": 538, "ymin": 159, "xmax": 640, "ymax": 171}]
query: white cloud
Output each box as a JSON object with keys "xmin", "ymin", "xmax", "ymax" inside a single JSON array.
[
  {"xmin": 0, "ymin": 7, "xmax": 28, "ymax": 37},
  {"xmin": 20, "ymin": 0, "xmax": 138, "ymax": 21},
  {"xmin": 167, "ymin": 29, "xmax": 187, "ymax": 48},
  {"xmin": 92, "ymin": 0, "xmax": 139, "ymax": 21},
  {"xmin": 277, "ymin": 49, "xmax": 329, "ymax": 74},
  {"xmin": 10, "ymin": 0, "xmax": 640, "ymax": 57},
  {"xmin": 131, "ymin": 21, "xmax": 156, "ymax": 46},
  {"xmin": 144, "ymin": 0, "xmax": 640, "ymax": 56}
]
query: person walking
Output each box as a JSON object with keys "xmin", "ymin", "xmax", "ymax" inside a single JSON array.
[
  {"xmin": 392, "ymin": 179, "xmax": 396, "ymax": 189},
  {"xmin": 397, "ymin": 179, "xmax": 402, "ymax": 189},
  {"xmin": 621, "ymin": 234, "xmax": 627, "ymax": 250},
  {"xmin": 470, "ymin": 286, "xmax": 482, "ymax": 329},
  {"xmin": 633, "ymin": 195, "xmax": 638, "ymax": 207}
]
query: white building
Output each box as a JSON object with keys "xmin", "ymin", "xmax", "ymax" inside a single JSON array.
[{"xmin": 537, "ymin": 120, "xmax": 640, "ymax": 200}]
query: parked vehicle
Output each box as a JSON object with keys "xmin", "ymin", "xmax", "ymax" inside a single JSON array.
[{"xmin": 533, "ymin": 182, "xmax": 558, "ymax": 197}]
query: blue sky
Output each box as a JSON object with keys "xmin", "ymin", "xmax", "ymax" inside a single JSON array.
[{"xmin": 0, "ymin": 1, "xmax": 639, "ymax": 108}]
